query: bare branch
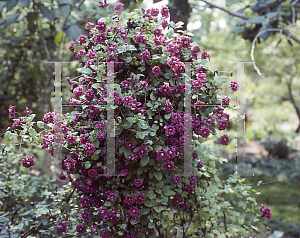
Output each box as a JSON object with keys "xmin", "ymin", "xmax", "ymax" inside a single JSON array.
[{"xmin": 199, "ymin": 0, "xmax": 249, "ymax": 20}]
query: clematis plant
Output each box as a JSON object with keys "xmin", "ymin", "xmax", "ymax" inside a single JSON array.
[{"xmin": 1, "ymin": 3, "xmax": 267, "ymax": 238}]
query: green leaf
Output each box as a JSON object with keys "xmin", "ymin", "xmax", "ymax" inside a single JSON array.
[
  {"xmin": 154, "ymin": 206, "xmax": 163, "ymax": 212},
  {"xmin": 80, "ymin": 67, "xmax": 93, "ymax": 75},
  {"xmin": 136, "ymin": 131, "xmax": 145, "ymax": 139},
  {"xmin": 226, "ymin": 0, "xmax": 240, "ymax": 6},
  {"xmin": 54, "ymin": 32, "xmax": 64, "ymax": 44},
  {"xmin": 4, "ymin": 131, "xmax": 13, "ymax": 141},
  {"xmin": 148, "ymin": 191, "xmax": 156, "ymax": 200},
  {"xmin": 140, "ymin": 156, "xmax": 149, "ymax": 167},
  {"xmin": 144, "ymin": 200, "xmax": 153, "ymax": 207},
  {"xmin": 148, "ymin": 222, "xmax": 155, "ymax": 228},
  {"xmin": 5, "ymin": 0, "xmax": 18, "ymax": 12},
  {"xmin": 152, "ymin": 55, "xmax": 160, "ymax": 60},
  {"xmin": 247, "ymin": 16, "xmax": 266, "ymax": 24},
  {"xmin": 59, "ymin": 4, "xmax": 70, "ymax": 17},
  {"xmin": 19, "ymin": 0, "xmax": 32, "ymax": 9},
  {"xmin": 170, "ymin": 21, "xmax": 176, "ymax": 28},
  {"xmin": 154, "ymin": 171, "xmax": 162, "ymax": 181},
  {"xmin": 66, "ymin": 24, "xmax": 85, "ymax": 41},
  {"xmin": 5, "ymin": 12, "xmax": 20, "ymax": 27},
  {"xmin": 37, "ymin": 121, "xmax": 44, "ymax": 129},
  {"xmin": 28, "ymin": 127, "xmax": 37, "ymax": 137},
  {"xmin": 167, "ymin": 210, "xmax": 174, "ymax": 220},
  {"xmin": 40, "ymin": 5, "xmax": 55, "ymax": 21},
  {"xmin": 163, "ymin": 187, "xmax": 175, "ymax": 196},
  {"xmin": 127, "ymin": 44, "xmax": 137, "ymax": 51},
  {"xmin": 126, "ymin": 117, "xmax": 136, "ymax": 123},
  {"xmin": 137, "ymin": 167, "xmax": 143, "ymax": 175},
  {"xmin": 91, "ymin": 155, "xmax": 98, "ymax": 160},
  {"xmin": 85, "ymin": 161, "xmax": 91, "ymax": 169},
  {"xmin": 150, "ymin": 92, "xmax": 156, "ymax": 101},
  {"xmin": 156, "ymin": 180, "xmax": 164, "ymax": 189},
  {"xmin": 266, "ymin": 12, "xmax": 278, "ymax": 19},
  {"xmin": 92, "ymin": 83, "xmax": 101, "ymax": 89}
]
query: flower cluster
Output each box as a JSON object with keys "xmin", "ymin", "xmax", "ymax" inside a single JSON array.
[
  {"xmin": 259, "ymin": 204, "xmax": 272, "ymax": 220},
  {"xmin": 21, "ymin": 156, "xmax": 34, "ymax": 168}
]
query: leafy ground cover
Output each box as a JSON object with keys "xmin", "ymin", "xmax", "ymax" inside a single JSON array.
[{"xmin": 217, "ymin": 156, "xmax": 300, "ymax": 237}]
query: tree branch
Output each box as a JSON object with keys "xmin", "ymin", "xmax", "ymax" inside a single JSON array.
[
  {"xmin": 199, "ymin": 0, "xmax": 248, "ymax": 20},
  {"xmin": 199, "ymin": 0, "xmax": 300, "ymax": 46}
]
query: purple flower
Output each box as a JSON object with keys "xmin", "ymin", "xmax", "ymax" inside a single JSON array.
[
  {"xmin": 81, "ymin": 211, "xmax": 91, "ymax": 223},
  {"xmin": 43, "ymin": 112, "xmax": 54, "ymax": 124},
  {"xmin": 128, "ymin": 153, "xmax": 138, "ymax": 162},
  {"xmin": 107, "ymin": 192, "xmax": 118, "ymax": 202},
  {"xmin": 139, "ymin": 80, "xmax": 148, "ymax": 90},
  {"xmin": 76, "ymin": 35, "xmax": 87, "ymax": 45},
  {"xmin": 84, "ymin": 143, "xmax": 96, "ymax": 156},
  {"xmin": 102, "ymin": 229, "xmax": 111, "ymax": 238},
  {"xmin": 122, "ymin": 96, "xmax": 133, "ymax": 107},
  {"xmin": 22, "ymin": 156, "xmax": 34, "ymax": 168},
  {"xmin": 160, "ymin": 83, "xmax": 172, "ymax": 97},
  {"xmin": 68, "ymin": 42, "xmax": 75, "ymax": 51},
  {"xmin": 95, "ymin": 33, "xmax": 107, "ymax": 44},
  {"xmin": 124, "ymin": 194, "xmax": 134, "ymax": 206},
  {"xmin": 8, "ymin": 105, "xmax": 16, "ymax": 118},
  {"xmin": 76, "ymin": 50, "xmax": 85, "ymax": 59},
  {"xmin": 134, "ymin": 179, "xmax": 143, "ymax": 187},
  {"xmin": 135, "ymin": 193, "xmax": 145, "ymax": 203},
  {"xmin": 196, "ymin": 127, "xmax": 211, "ymax": 138},
  {"xmin": 150, "ymin": 8, "xmax": 159, "ymax": 16},
  {"xmin": 56, "ymin": 220, "xmax": 68, "ymax": 233},
  {"xmin": 85, "ymin": 89, "xmax": 95, "ymax": 101},
  {"xmin": 76, "ymin": 224, "xmax": 86, "ymax": 234},
  {"xmin": 98, "ymin": 0, "xmax": 109, "ymax": 8},
  {"xmin": 114, "ymin": 3, "xmax": 124, "ymax": 11},
  {"xmin": 218, "ymin": 119, "xmax": 228, "ymax": 131},
  {"xmin": 219, "ymin": 134, "xmax": 230, "ymax": 145},
  {"xmin": 153, "ymin": 28, "xmax": 162, "ymax": 37},
  {"xmin": 192, "ymin": 80, "xmax": 203, "ymax": 90},
  {"xmin": 134, "ymin": 32, "xmax": 148, "ymax": 44},
  {"xmin": 156, "ymin": 149, "xmax": 169, "ymax": 161},
  {"xmin": 192, "ymin": 151, "xmax": 198, "ymax": 161},
  {"xmin": 197, "ymin": 160, "xmax": 204, "ymax": 169},
  {"xmin": 152, "ymin": 66, "xmax": 161, "ymax": 76},
  {"xmin": 88, "ymin": 168, "xmax": 98, "ymax": 178},
  {"xmin": 136, "ymin": 146, "xmax": 148, "ymax": 159},
  {"xmin": 201, "ymin": 50, "xmax": 211, "ymax": 61},
  {"xmin": 96, "ymin": 22, "xmax": 107, "ymax": 33},
  {"xmin": 129, "ymin": 206, "xmax": 139, "ymax": 217},
  {"xmin": 23, "ymin": 107, "xmax": 33, "ymax": 116},
  {"xmin": 164, "ymin": 125, "xmax": 176, "ymax": 136},
  {"xmin": 91, "ymin": 226, "xmax": 98, "ymax": 233},
  {"xmin": 229, "ymin": 81, "xmax": 239, "ymax": 93},
  {"xmin": 163, "ymin": 160, "xmax": 174, "ymax": 170},
  {"xmin": 161, "ymin": 6, "xmax": 169, "ymax": 18},
  {"xmin": 140, "ymin": 49, "xmax": 151, "ymax": 63},
  {"xmin": 173, "ymin": 174, "xmax": 181, "ymax": 183},
  {"xmin": 66, "ymin": 134, "xmax": 76, "ymax": 144},
  {"xmin": 125, "ymin": 141, "xmax": 136, "ymax": 150},
  {"xmin": 222, "ymin": 97, "xmax": 230, "ymax": 105},
  {"xmin": 161, "ymin": 20, "xmax": 169, "ymax": 29},
  {"xmin": 85, "ymin": 22, "xmax": 94, "ymax": 30},
  {"xmin": 79, "ymin": 196, "xmax": 90, "ymax": 208},
  {"xmin": 173, "ymin": 195, "xmax": 182, "ymax": 206},
  {"xmin": 179, "ymin": 35, "xmax": 191, "ymax": 49}
]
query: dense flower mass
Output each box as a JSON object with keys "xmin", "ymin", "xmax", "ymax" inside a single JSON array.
[{"xmin": 4, "ymin": 4, "xmax": 258, "ymax": 237}]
